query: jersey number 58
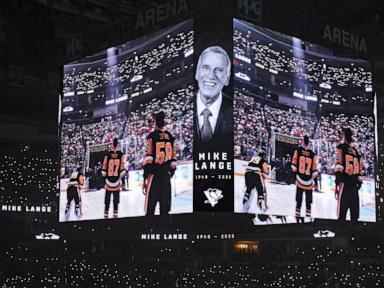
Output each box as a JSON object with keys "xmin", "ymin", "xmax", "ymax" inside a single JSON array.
[{"xmin": 155, "ymin": 142, "xmax": 173, "ymax": 164}]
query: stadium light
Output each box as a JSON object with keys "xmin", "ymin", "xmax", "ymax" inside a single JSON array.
[
  {"xmin": 64, "ymin": 91, "xmax": 75, "ymax": 97},
  {"xmin": 365, "ymin": 86, "xmax": 372, "ymax": 92}
]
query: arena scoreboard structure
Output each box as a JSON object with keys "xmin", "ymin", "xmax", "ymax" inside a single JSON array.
[{"xmin": 59, "ymin": 15, "xmax": 377, "ymax": 225}]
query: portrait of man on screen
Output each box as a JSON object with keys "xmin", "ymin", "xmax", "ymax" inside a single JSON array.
[{"xmin": 194, "ymin": 46, "xmax": 232, "ymax": 149}]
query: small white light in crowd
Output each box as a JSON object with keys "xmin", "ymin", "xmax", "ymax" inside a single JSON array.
[
  {"xmin": 255, "ymin": 62, "xmax": 265, "ymax": 69},
  {"xmin": 130, "ymin": 75, "xmax": 143, "ymax": 83},
  {"xmin": 184, "ymin": 48, "xmax": 193, "ymax": 58},
  {"xmin": 63, "ymin": 106, "xmax": 74, "ymax": 112},
  {"xmin": 35, "ymin": 233, "xmax": 60, "ymax": 240},
  {"xmin": 319, "ymin": 82, "xmax": 332, "ymax": 89},
  {"xmin": 105, "ymin": 99, "xmax": 115, "ymax": 105},
  {"xmin": 268, "ymin": 68, "xmax": 278, "ymax": 74},
  {"xmin": 235, "ymin": 72, "xmax": 251, "ymax": 81},
  {"xmin": 235, "ymin": 53, "xmax": 251, "ymax": 64},
  {"xmin": 143, "ymin": 87, "xmax": 152, "ymax": 94},
  {"xmin": 313, "ymin": 230, "xmax": 335, "ymax": 238}
]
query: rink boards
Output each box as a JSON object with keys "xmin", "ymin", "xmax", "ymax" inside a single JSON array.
[
  {"xmin": 234, "ymin": 160, "xmax": 375, "ymax": 222},
  {"xmin": 59, "ymin": 161, "xmax": 193, "ymax": 221},
  {"xmin": 59, "ymin": 160, "xmax": 375, "ymax": 222}
]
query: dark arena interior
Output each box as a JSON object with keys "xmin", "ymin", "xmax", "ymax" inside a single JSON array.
[{"xmin": 1, "ymin": 0, "xmax": 384, "ymax": 287}]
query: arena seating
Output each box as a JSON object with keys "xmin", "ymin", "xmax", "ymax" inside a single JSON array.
[
  {"xmin": 0, "ymin": 239, "xmax": 383, "ymax": 287},
  {"xmin": 60, "ymin": 85, "xmax": 193, "ymax": 174},
  {"xmin": 234, "ymin": 90, "xmax": 374, "ymax": 176},
  {"xmin": 234, "ymin": 91, "xmax": 269, "ymax": 159},
  {"xmin": 233, "ymin": 20, "xmax": 374, "ymax": 177},
  {"xmin": 317, "ymin": 113, "xmax": 375, "ymax": 176},
  {"xmin": 0, "ymin": 150, "xmax": 57, "ymax": 207},
  {"xmin": 234, "ymin": 24, "xmax": 372, "ymax": 97},
  {"xmin": 63, "ymin": 28, "xmax": 193, "ymax": 95}
]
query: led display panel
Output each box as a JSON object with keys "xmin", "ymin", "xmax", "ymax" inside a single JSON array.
[{"xmin": 233, "ymin": 19, "xmax": 376, "ymax": 223}]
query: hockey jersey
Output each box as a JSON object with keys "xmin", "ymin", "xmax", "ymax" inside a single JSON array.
[
  {"xmin": 68, "ymin": 170, "xmax": 84, "ymax": 187},
  {"xmin": 291, "ymin": 146, "xmax": 318, "ymax": 190},
  {"xmin": 143, "ymin": 129, "xmax": 176, "ymax": 180},
  {"xmin": 335, "ymin": 143, "xmax": 362, "ymax": 185},
  {"xmin": 246, "ymin": 156, "xmax": 269, "ymax": 178},
  {"xmin": 102, "ymin": 150, "xmax": 126, "ymax": 191}
]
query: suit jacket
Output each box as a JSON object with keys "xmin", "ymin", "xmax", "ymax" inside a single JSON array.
[{"xmin": 194, "ymin": 93, "xmax": 233, "ymax": 152}]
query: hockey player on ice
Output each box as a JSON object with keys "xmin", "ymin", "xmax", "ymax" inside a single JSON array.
[
  {"xmin": 64, "ymin": 167, "xmax": 84, "ymax": 221},
  {"xmin": 242, "ymin": 152, "xmax": 269, "ymax": 213}
]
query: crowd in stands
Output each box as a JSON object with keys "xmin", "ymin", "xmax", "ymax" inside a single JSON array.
[
  {"xmin": 234, "ymin": 91, "xmax": 316, "ymax": 160},
  {"xmin": 234, "ymin": 91, "xmax": 269, "ymax": 159},
  {"xmin": 380, "ymin": 139, "xmax": 384, "ymax": 190},
  {"xmin": 264, "ymin": 105, "xmax": 316, "ymax": 139},
  {"xmin": 60, "ymin": 85, "xmax": 194, "ymax": 175},
  {"xmin": 61, "ymin": 22, "xmax": 194, "ymax": 177},
  {"xmin": 0, "ymin": 150, "xmax": 57, "ymax": 207},
  {"xmin": 177, "ymin": 242, "xmax": 384, "ymax": 288},
  {"xmin": 316, "ymin": 113, "xmax": 375, "ymax": 176},
  {"xmin": 234, "ymin": 91, "xmax": 375, "ymax": 177},
  {"xmin": 232, "ymin": 22, "xmax": 374, "ymax": 176},
  {"xmin": 60, "ymin": 20, "xmax": 375, "ymax": 179},
  {"xmin": 63, "ymin": 27, "xmax": 193, "ymax": 95},
  {"xmin": 123, "ymin": 85, "xmax": 194, "ymax": 170},
  {"xmin": 234, "ymin": 22, "xmax": 372, "ymax": 93},
  {"xmin": 61, "ymin": 114, "xmax": 126, "ymax": 175},
  {"xmin": 1, "ymin": 238, "xmax": 383, "ymax": 287}
]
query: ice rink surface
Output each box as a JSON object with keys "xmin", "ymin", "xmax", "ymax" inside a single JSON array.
[
  {"xmin": 60, "ymin": 186, "xmax": 193, "ymax": 221},
  {"xmin": 234, "ymin": 160, "xmax": 376, "ymax": 223},
  {"xmin": 59, "ymin": 160, "xmax": 375, "ymax": 223},
  {"xmin": 60, "ymin": 162, "xmax": 193, "ymax": 222}
]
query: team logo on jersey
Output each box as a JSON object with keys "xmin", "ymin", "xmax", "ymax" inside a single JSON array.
[{"xmin": 204, "ymin": 188, "xmax": 223, "ymax": 207}]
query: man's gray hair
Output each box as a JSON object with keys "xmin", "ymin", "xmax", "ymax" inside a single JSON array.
[{"xmin": 197, "ymin": 46, "xmax": 231, "ymax": 83}]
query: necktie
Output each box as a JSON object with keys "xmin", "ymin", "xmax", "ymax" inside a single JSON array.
[{"xmin": 201, "ymin": 108, "xmax": 213, "ymax": 142}]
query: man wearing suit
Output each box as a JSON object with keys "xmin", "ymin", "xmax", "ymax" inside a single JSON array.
[{"xmin": 194, "ymin": 46, "xmax": 232, "ymax": 151}]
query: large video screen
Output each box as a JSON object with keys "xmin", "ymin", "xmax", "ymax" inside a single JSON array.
[
  {"xmin": 59, "ymin": 17, "xmax": 376, "ymax": 224},
  {"xmin": 60, "ymin": 20, "xmax": 194, "ymax": 221},
  {"xmin": 233, "ymin": 19, "xmax": 376, "ymax": 223}
]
